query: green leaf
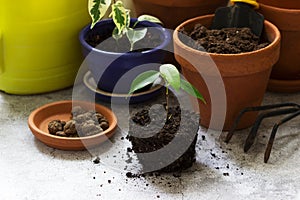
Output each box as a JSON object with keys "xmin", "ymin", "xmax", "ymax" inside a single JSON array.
[
  {"xmin": 159, "ymin": 64, "xmax": 181, "ymax": 91},
  {"xmin": 88, "ymin": 0, "xmax": 112, "ymax": 29},
  {"xmin": 128, "ymin": 70, "xmax": 160, "ymax": 94},
  {"xmin": 111, "ymin": 1, "xmax": 128, "ymax": 35},
  {"xmin": 126, "ymin": 28, "xmax": 147, "ymax": 51},
  {"xmin": 180, "ymin": 79, "xmax": 206, "ymax": 103},
  {"xmin": 137, "ymin": 14, "xmax": 163, "ymax": 25}
]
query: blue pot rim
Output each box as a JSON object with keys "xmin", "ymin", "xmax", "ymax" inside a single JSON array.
[{"xmin": 79, "ymin": 18, "xmax": 171, "ymax": 56}]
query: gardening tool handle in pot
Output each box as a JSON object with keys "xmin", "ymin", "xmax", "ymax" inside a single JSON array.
[{"xmin": 230, "ymin": 0, "xmax": 259, "ymax": 9}]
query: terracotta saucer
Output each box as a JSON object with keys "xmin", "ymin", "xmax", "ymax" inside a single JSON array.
[
  {"xmin": 28, "ymin": 100, "xmax": 117, "ymax": 150},
  {"xmin": 268, "ymin": 78, "xmax": 300, "ymax": 93},
  {"xmin": 83, "ymin": 71, "xmax": 163, "ymax": 104}
]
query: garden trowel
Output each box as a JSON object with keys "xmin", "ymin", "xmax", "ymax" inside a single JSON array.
[{"xmin": 211, "ymin": 0, "xmax": 264, "ymax": 37}]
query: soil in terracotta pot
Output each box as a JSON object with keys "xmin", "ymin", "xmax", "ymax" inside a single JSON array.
[
  {"xmin": 179, "ymin": 24, "xmax": 270, "ymax": 54},
  {"xmin": 85, "ymin": 29, "xmax": 163, "ymax": 53},
  {"xmin": 127, "ymin": 105, "xmax": 199, "ymax": 173}
]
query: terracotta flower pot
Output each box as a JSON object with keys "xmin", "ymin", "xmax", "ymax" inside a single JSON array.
[
  {"xmin": 173, "ymin": 15, "xmax": 281, "ymax": 130},
  {"xmin": 258, "ymin": 0, "xmax": 300, "ymax": 9},
  {"xmin": 257, "ymin": 0, "xmax": 300, "ymax": 92},
  {"xmin": 133, "ymin": 0, "xmax": 228, "ymax": 29}
]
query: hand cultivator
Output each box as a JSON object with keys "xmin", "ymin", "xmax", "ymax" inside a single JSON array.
[{"xmin": 225, "ymin": 103, "xmax": 300, "ymax": 163}]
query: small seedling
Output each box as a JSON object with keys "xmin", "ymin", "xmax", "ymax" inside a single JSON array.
[
  {"xmin": 88, "ymin": 0, "xmax": 162, "ymax": 51},
  {"xmin": 129, "ymin": 64, "xmax": 206, "ymax": 112}
]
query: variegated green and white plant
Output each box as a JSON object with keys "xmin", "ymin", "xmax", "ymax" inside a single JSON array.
[{"xmin": 88, "ymin": 0, "xmax": 163, "ymax": 51}]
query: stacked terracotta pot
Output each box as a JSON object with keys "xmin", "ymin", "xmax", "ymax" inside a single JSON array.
[
  {"xmin": 258, "ymin": 0, "xmax": 300, "ymax": 92},
  {"xmin": 133, "ymin": 0, "xmax": 228, "ymax": 29}
]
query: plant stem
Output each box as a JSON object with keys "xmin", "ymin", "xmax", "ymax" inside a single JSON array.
[
  {"xmin": 165, "ymin": 85, "xmax": 169, "ymax": 113},
  {"xmin": 132, "ymin": 21, "xmax": 139, "ymax": 29},
  {"xmin": 130, "ymin": 43, "xmax": 134, "ymax": 51}
]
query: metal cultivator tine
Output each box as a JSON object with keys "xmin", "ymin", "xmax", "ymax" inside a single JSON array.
[
  {"xmin": 244, "ymin": 108, "xmax": 300, "ymax": 152},
  {"xmin": 225, "ymin": 103, "xmax": 299, "ymax": 143},
  {"xmin": 264, "ymin": 110, "xmax": 300, "ymax": 163},
  {"xmin": 225, "ymin": 103, "xmax": 300, "ymax": 163}
]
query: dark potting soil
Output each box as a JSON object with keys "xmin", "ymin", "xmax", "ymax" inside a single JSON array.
[
  {"xmin": 85, "ymin": 28, "xmax": 162, "ymax": 53},
  {"xmin": 179, "ymin": 24, "xmax": 270, "ymax": 54},
  {"xmin": 127, "ymin": 105, "xmax": 199, "ymax": 173}
]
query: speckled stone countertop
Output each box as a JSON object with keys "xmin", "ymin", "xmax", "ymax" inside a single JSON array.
[{"xmin": 0, "ymin": 87, "xmax": 299, "ymax": 200}]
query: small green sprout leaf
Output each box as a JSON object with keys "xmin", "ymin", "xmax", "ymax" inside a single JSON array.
[
  {"xmin": 159, "ymin": 64, "xmax": 181, "ymax": 91},
  {"xmin": 111, "ymin": 1, "xmax": 128, "ymax": 35},
  {"xmin": 128, "ymin": 70, "xmax": 160, "ymax": 94},
  {"xmin": 88, "ymin": 0, "xmax": 112, "ymax": 29},
  {"xmin": 180, "ymin": 79, "xmax": 206, "ymax": 103},
  {"xmin": 129, "ymin": 64, "xmax": 206, "ymax": 111},
  {"xmin": 126, "ymin": 28, "xmax": 147, "ymax": 51},
  {"xmin": 137, "ymin": 14, "xmax": 163, "ymax": 25}
]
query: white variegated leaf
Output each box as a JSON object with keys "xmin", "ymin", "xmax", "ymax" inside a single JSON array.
[
  {"xmin": 111, "ymin": 1, "xmax": 128, "ymax": 34},
  {"xmin": 88, "ymin": 0, "xmax": 112, "ymax": 28},
  {"xmin": 125, "ymin": 9, "xmax": 131, "ymax": 27},
  {"xmin": 137, "ymin": 14, "xmax": 163, "ymax": 25}
]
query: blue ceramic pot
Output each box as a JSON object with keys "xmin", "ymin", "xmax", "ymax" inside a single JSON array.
[{"xmin": 79, "ymin": 18, "xmax": 171, "ymax": 93}]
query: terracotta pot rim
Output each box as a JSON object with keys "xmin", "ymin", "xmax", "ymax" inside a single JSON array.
[
  {"xmin": 268, "ymin": 78, "xmax": 300, "ymax": 93},
  {"xmin": 181, "ymin": 64, "xmax": 272, "ymax": 78},
  {"xmin": 259, "ymin": 2, "xmax": 300, "ymax": 12},
  {"xmin": 173, "ymin": 14, "xmax": 281, "ymax": 77},
  {"xmin": 259, "ymin": 3, "xmax": 300, "ymax": 34},
  {"xmin": 173, "ymin": 14, "xmax": 281, "ymax": 58}
]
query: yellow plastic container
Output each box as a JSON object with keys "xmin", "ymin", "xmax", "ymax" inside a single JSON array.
[{"xmin": 0, "ymin": 0, "xmax": 89, "ymax": 94}]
